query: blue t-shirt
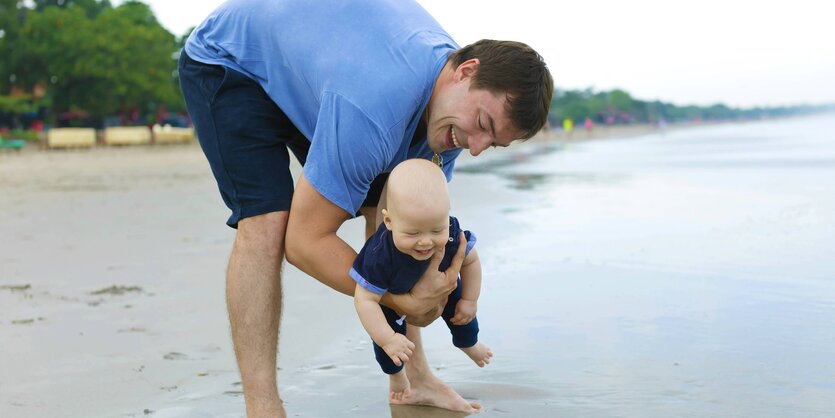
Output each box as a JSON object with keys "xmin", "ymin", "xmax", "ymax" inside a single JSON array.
[
  {"xmin": 185, "ymin": 0, "xmax": 463, "ymax": 215},
  {"xmin": 350, "ymin": 216, "xmax": 476, "ymax": 295}
]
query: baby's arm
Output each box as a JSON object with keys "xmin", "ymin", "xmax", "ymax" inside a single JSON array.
[
  {"xmin": 450, "ymin": 248, "xmax": 481, "ymax": 325},
  {"xmin": 354, "ymin": 284, "xmax": 415, "ymax": 366}
]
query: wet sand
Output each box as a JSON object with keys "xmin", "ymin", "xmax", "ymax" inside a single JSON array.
[{"xmin": 2, "ymin": 115, "xmax": 835, "ymax": 417}]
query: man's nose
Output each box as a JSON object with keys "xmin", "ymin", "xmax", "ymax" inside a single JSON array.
[{"xmin": 468, "ymin": 134, "xmax": 490, "ymax": 156}]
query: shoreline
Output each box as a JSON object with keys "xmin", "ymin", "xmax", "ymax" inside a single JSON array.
[{"xmin": 5, "ymin": 113, "xmax": 828, "ymax": 157}]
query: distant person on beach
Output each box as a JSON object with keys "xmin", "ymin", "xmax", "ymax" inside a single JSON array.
[
  {"xmin": 351, "ymin": 159, "xmax": 492, "ymax": 401},
  {"xmin": 584, "ymin": 117, "xmax": 594, "ymax": 138},
  {"xmin": 178, "ymin": 0, "xmax": 552, "ymax": 416},
  {"xmin": 563, "ymin": 118, "xmax": 574, "ymax": 139}
]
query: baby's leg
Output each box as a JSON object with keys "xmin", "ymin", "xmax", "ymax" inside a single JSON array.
[
  {"xmin": 389, "ymin": 369, "xmax": 411, "ymax": 402},
  {"xmin": 376, "ymin": 304, "xmax": 411, "ymax": 401},
  {"xmin": 459, "ymin": 342, "xmax": 493, "ymax": 368},
  {"xmin": 441, "ymin": 282, "xmax": 494, "ymax": 367}
]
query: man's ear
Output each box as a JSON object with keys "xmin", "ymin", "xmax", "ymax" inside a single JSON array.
[
  {"xmin": 382, "ymin": 209, "xmax": 393, "ymax": 231},
  {"xmin": 455, "ymin": 58, "xmax": 480, "ymax": 81}
]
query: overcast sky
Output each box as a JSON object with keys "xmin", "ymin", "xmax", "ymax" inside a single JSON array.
[{"xmin": 132, "ymin": 0, "xmax": 835, "ymax": 108}]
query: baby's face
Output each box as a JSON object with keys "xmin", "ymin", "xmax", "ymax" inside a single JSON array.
[{"xmin": 385, "ymin": 205, "xmax": 450, "ymax": 261}]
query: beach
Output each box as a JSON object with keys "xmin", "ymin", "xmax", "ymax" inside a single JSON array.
[{"xmin": 2, "ymin": 114, "xmax": 835, "ymax": 417}]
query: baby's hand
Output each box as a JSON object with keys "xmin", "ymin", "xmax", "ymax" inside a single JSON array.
[
  {"xmin": 450, "ymin": 299, "xmax": 477, "ymax": 325},
  {"xmin": 382, "ymin": 333, "xmax": 415, "ymax": 366}
]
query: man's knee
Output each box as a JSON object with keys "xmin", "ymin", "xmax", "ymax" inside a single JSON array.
[{"xmin": 235, "ymin": 211, "xmax": 289, "ymax": 255}]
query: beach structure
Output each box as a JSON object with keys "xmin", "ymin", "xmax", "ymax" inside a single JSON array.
[
  {"xmin": 46, "ymin": 128, "xmax": 96, "ymax": 148},
  {"xmin": 103, "ymin": 126, "xmax": 152, "ymax": 146},
  {"xmin": 152, "ymin": 124, "xmax": 196, "ymax": 144},
  {"xmin": 0, "ymin": 138, "xmax": 26, "ymax": 151}
]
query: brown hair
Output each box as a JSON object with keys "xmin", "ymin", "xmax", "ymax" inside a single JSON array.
[{"xmin": 448, "ymin": 39, "xmax": 553, "ymax": 139}]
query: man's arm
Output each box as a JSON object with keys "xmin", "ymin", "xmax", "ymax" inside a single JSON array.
[
  {"xmin": 354, "ymin": 284, "xmax": 414, "ymax": 366},
  {"xmin": 285, "ymin": 174, "xmax": 357, "ymax": 296}
]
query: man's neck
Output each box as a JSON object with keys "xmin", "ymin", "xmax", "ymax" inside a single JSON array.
[{"xmin": 424, "ymin": 61, "xmax": 454, "ymax": 123}]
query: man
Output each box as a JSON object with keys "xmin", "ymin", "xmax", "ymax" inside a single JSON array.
[{"xmin": 178, "ymin": 0, "xmax": 552, "ymax": 416}]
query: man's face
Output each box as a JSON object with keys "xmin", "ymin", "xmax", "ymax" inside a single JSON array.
[{"xmin": 425, "ymin": 59, "xmax": 521, "ymax": 156}]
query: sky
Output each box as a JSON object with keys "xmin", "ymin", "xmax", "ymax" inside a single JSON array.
[{"xmin": 132, "ymin": 0, "xmax": 835, "ymax": 108}]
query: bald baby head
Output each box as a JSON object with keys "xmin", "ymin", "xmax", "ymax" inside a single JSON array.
[{"xmin": 386, "ymin": 159, "xmax": 450, "ymax": 216}]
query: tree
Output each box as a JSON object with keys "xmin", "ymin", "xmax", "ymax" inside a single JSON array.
[
  {"xmin": 12, "ymin": 1, "xmax": 180, "ymax": 124},
  {"xmin": 0, "ymin": 0, "xmax": 26, "ymax": 95},
  {"xmin": 32, "ymin": 0, "xmax": 113, "ymax": 18}
]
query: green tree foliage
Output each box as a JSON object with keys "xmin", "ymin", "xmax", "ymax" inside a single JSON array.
[
  {"xmin": 6, "ymin": 0, "xmax": 182, "ymax": 124},
  {"xmin": 0, "ymin": 94, "xmax": 38, "ymax": 114},
  {"xmin": 0, "ymin": 0, "xmax": 25, "ymax": 100},
  {"xmin": 33, "ymin": 0, "xmax": 113, "ymax": 18},
  {"xmin": 551, "ymin": 87, "xmax": 832, "ymax": 125}
]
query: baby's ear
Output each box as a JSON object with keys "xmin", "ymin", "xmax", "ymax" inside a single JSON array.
[{"xmin": 382, "ymin": 209, "xmax": 393, "ymax": 231}]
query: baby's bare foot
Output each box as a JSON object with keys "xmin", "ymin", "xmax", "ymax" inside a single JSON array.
[
  {"xmin": 389, "ymin": 370, "xmax": 412, "ymax": 402},
  {"xmin": 460, "ymin": 343, "xmax": 493, "ymax": 367}
]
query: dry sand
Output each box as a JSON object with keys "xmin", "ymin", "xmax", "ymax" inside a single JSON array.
[{"xmin": 1, "ymin": 144, "xmax": 367, "ymax": 416}]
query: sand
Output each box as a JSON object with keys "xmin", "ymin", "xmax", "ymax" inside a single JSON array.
[
  {"xmin": 0, "ymin": 144, "xmax": 349, "ymax": 416},
  {"xmin": 0, "ymin": 143, "xmax": 524, "ymax": 417},
  {"xmin": 3, "ymin": 115, "xmax": 834, "ymax": 417}
]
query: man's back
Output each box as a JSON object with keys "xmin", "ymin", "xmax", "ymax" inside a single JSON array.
[{"xmin": 185, "ymin": 0, "xmax": 456, "ymax": 141}]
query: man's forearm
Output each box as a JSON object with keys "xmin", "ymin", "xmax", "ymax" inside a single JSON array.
[
  {"xmin": 285, "ymin": 231, "xmax": 357, "ymax": 296},
  {"xmin": 285, "ymin": 174, "xmax": 357, "ymax": 296}
]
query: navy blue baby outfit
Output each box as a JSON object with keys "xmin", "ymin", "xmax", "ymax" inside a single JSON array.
[{"xmin": 350, "ymin": 216, "xmax": 479, "ymax": 374}]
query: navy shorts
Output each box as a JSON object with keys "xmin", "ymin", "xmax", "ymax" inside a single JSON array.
[{"xmin": 178, "ymin": 52, "xmax": 386, "ymax": 228}]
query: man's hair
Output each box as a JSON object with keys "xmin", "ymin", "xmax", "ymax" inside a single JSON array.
[{"xmin": 448, "ymin": 39, "xmax": 554, "ymax": 139}]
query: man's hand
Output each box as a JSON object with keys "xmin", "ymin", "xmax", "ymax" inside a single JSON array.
[
  {"xmin": 399, "ymin": 232, "xmax": 467, "ymax": 319},
  {"xmin": 383, "ymin": 333, "xmax": 415, "ymax": 367},
  {"xmin": 403, "ymin": 302, "xmax": 444, "ymax": 327},
  {"xmin": 450, "ymin": 299, "xmax": 477, "ymax": 325}
]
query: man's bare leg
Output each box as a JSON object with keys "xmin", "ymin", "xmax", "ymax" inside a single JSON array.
[
  {"xmin": 392, "ymin": 325, "xmax": 482, "ymax": 413},
  {"xmin": 227, "ymin": 212, "xmax": 288, "ymax": 418}
]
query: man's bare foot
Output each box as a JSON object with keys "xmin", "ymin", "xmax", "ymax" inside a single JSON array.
[
  {"xmin": 389, "ymin": 370, "xmax": 412, "ymax": 402},
  {"xmin": 390, "ymin": 372, "xmax": 482, "ymax": 413},
  {"xmin": 460, "ymin": 343, "xmax": 493, "ymax": 367}
]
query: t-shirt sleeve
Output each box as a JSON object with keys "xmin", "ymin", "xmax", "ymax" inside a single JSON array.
[
  {"xmin": 349, "ymin": 238, "xmax": 392, "ymax": 295},
  {"xmin": 304, "ymin": 92, "xmax": 397, "ymax": 215},
  {"xmin": 463, "ymin": 230, "xmax": 477, "ymax": 255}
]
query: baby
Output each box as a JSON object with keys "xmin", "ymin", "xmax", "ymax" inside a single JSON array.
[{"xmin": 350, "ymin": 158, "xmax": 493, "ymax": 401}]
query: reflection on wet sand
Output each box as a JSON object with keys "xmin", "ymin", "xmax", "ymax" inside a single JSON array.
[{"xmin": 390, "ymin": 404, "xmax": 471, "ymax": 418}]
